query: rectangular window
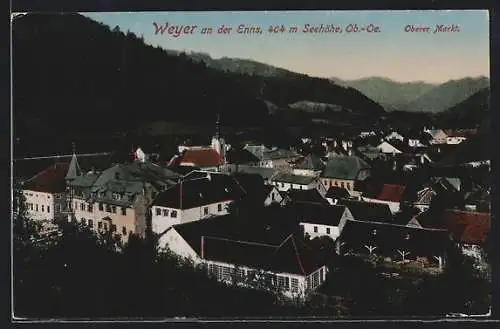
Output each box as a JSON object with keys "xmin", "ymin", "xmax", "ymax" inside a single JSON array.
[
  {"xmin": 88, "ymin": 219, "xmax": 93, "ymax": 228},
  {"xmin": 217, "ymin": 204, "xmax": 222, "ymax": 212},
  {"xmin": 208, "ymin": 264, "xmax": 216, "ymax": 276},
  {"xmin": 162, "ymin": 209, "xmax": 169, "ymax": 216},
  {"xmin": 111, "ymin": 224, "xmax": 117, "ymax": 232},
  {"xmin": 122, "ymin": 226, "xmax": 127, "ymax": 235},
  {"xmin": 42, "ymin": 205, "xmax": 45, "ymax": 212},
  {"xmin": 121, "ymin": 207, "xmax": 126, "ymax": 216},
  {"xmin": 98, "ymin": 203, "xmax": 104, "ymax": 211},
  {"xmin": 156, "ymin": 208, "xmax": 161, "ymax": 216},
  {"xmin": 111, "ymin": 206, "xmax": 117, "ymax": 214},
  {"xmin": 235, "ymin": 268, "xmax": 245, "ymax": 280},
  {"xmin": 30, "ymin": 204, "xmax": 33, "ymax": 210},
  {"xmin": 87, "ymin": 204, "xmax": 93, "ymax": 212},
  {"xmin": 103, "ymin": 222, "xmax": 108, "ymax": 231},
  {"xmin": 291, "ymin": 278, "xmax": 299, "ymax": 293},
  {"xmin": 80, "ymin": 203, "xmax": 85, "ymax": 211},
  {"xmin": 222, "ymin": 266, "xmax": 231, "ymax": 281},
  {"xmin": 312, "ymin": 272, "xmax": 320, "ymax": 289},
  {"xmin": 98, "ymin": 221, "xmax": 102, "ymax": 229},
  {"xmin": 105, "ymin": 204, "xmax": 111, "ymax": 213},
  {"xmin": 346, "ymin": 183, "xmax": 351, "ymax": 190},
  {"xmin": 47, "ymin": 206, "xmax": 50, "ymax": 213},
  {"xmin": 204, "ymin": 207, "xmax": 209, "ymax": 215},
  {"xmin": 277, "ymin": 276, "xmax": 290, "ymax": 290},
  {"xmin": 271, "ymin": 192, "xmax": 275, "ymax": 201},
  {"xmin": 320, "ymin": 268, "xmax": 324, "ymax": 282},
  {"xmin": 171, "ymin": 210, "xmax": 177, "ymax": 218},
  {"xmin": 341, "ymin": 182, "xmax": 345, "ymax": 188},
  {"xmin": 326, "ymin": 227, "xmax": 331, "ymax": 234},
  {"xmin": 314, "ymin": 226, "xmax": 318, "ymax": 233}
]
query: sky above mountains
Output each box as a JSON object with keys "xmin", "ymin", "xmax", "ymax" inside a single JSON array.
[{"xmin": 84, "ymin": 10, "xmax": 490, "ymax": 83}]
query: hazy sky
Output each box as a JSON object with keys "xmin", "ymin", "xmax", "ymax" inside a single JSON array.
[{"xmin": 84, "ymin": 10, "xmax": 490, "ymax": 83}]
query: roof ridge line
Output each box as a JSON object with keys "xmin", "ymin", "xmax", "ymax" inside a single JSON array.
[
  {"xmin": 290, "ymin": 235, "xmax": 307, "ymax": 275},
  {"xmin": 204, "ymin": 236, "xmax": 279, "ymax": 248}
]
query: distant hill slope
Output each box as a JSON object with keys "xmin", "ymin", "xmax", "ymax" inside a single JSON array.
[
  {"xmin": 400, "ymin": 76, "xmax": 490, "ymax": 113},
  {"xmin": 188, "ymin": 52, "xmax": 293, "ymax": 77},
  {"xmin": 433, "ymin": 87, "xmax": 490, "ymax": 128},
  {"xmin": 13, "ymin": 13, "xmax": 386, "ymax": 152},
  {"xmin": 330, "ymin": 77, "xmax": 437, "ymax": 111}
]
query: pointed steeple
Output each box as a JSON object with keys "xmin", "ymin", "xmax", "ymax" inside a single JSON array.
[{"xmin": 66, "ymin": 142, "xmax": 81, "ymax": 180}]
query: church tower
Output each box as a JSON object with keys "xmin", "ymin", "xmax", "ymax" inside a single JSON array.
[{"xmin": 211, "ymin": 113, "xmax": 226, "ymax": 163}]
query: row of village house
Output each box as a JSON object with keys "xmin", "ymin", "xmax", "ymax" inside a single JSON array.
[{"xmin": 17, "ymin": 127, "xmax": 489, "ymax": 299}]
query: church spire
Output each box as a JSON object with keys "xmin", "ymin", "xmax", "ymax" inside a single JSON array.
[{"xmin": 66, "ymin": 142, "xmax": 81, "ymax": 180}]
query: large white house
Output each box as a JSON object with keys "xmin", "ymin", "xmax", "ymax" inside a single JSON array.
[
  {"xmin": 151, "ymin": 174, "xmax": 246, "ymax": 234},
  {"xmin": 157, "ymin": 216, "xmax": 328, "ymax": 299},
  {"xmin": 22, "ymin": 162, "xmax": 71, "ymax": 222}
]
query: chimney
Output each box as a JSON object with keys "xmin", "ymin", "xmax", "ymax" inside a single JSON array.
[{"xmin": 200, "ymin": 235, "xmax": 205, "ymax": 259}]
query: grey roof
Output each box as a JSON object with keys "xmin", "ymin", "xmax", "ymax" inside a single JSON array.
[
  {"xmin": 221, "ymin": 164, "xmax": 277, "ymax": 180},
  {"xmin": 271, "ymin": 173, "xmax": 317, "ymax": 185},
  {"xmin": 69, "ymin": 161, "xmax": 181, "ymax": 207},
  {"xmin": 294, "ymin": 154, "xmax": 325, "ymax": 171},
  {"xmin": 243, "ymin": 145, "xmax": 271, "ymax": 160},
  {"xmin": 322, "ymin": 156, "xmax": 370, "ymax": 180},
  {"xmin": 262, "ymin": 148, "xmax": 299, "ymax": 161}
]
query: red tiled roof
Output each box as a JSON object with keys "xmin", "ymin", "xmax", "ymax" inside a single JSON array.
[
  {"xmin": 180, "ymin": 148, "xmax": 223, "ymax": 167},
  {"xmin": 442, "ymin": 210, "xmax": 490, "ymax": 246},
  {"xmin": 22, "ymin": 162, "xmax": 70, "ymax": 194},
  {"xmin": 377, "ymin": 184, "xmax": 405, "ymax": 202}
]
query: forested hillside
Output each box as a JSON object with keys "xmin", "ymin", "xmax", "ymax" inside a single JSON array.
[{"xmin": 13, "ymin": 13, "xmax": 385, "ymax": 156}]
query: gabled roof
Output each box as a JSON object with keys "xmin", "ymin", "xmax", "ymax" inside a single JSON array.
[
  {"xmin": 294, "ymin": 154, "xmax": 325, "ymax": 171},
  {"xmin": 225, "ymin": 148, "xmax": 260, "ymax": 165},
  {"xmin": 181, "ymin": 148, "xmax": 224, "ymax": 167},
  {"xmin": 325, "ymin": 186, "xmax": 350, "ymax": 199},
  {"xmin": 153, "ymin": 175, "xmax": 245, "ymax": 210},
  {"xmin": 243, "ymin": 144, "xmax": 271, "ymax": 160},
  {"xmin": 23, "ymin": 163, "xmax": 70, "ymax": 194},
  {"xmin": 338, "ymin": 199, "xmax": 393, "ymax": 223},
  {"xmin": 416, "ymin": 210, "xmax": 490, "ymax": 246},
  {"xmin": 377, "ymin": 184, "xmax": 405, "ymax": 202},
  {"xmin": 286, "ymin": 189, "xmax": 329, "ymax": 205},
  {"xmin": 290, "ymin": 203, "xmax": 347, "ymax": 226},
  {"xmin": 322, "ymin": 156, "xmax": 370, "ymax": 180},
  {"xmin": 168, "ymin": 213, "xmax": 323, "ymax": 275},
  {"xmin": 230, "ymin": 172, "xmax": 270, "ymax": 204},
  {"xmin": 339, "ymin": 219, "xmax": 451, "ymax": 256},
  {"xmin": 271, "ymin": 173, "xmax": 317, "ymax": 185},
  {"xmin": 201, "ymin": 234, "xmax": 322, "ymax": 276}
]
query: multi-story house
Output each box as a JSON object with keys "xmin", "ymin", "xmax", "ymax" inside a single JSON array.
[
  {"xmin": 67, "ymin": 156, "xmax": 180, "ymax": 243},
  {"xmin": 22, "ymin": 162, "xmax": 70, "ymax": 222},
  {"xmin": 151, "ymin": 173, "xmax": 246, "ymax": 234},
  {"xmin": 320, "ymin": 155, "xmax": 371, "ymax": 192}
]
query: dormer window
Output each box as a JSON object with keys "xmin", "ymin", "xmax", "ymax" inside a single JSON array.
[
  {"xmin": 404, "ymin": 233, "xmax": 410, "ymax": 240},
  {"xmin": 112, "ymin": 193, "xmax": 122, "ymax": 200}
]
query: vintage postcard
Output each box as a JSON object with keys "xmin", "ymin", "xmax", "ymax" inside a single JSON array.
[{"xmin": 11, "ymin": 10, "xmax": 491, "ymax": 320}]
